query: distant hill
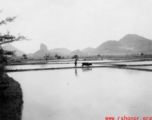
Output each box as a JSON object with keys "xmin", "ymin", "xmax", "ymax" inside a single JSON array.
[
  {"xmin": 81, "ymin": 47, "xmax": 95, "ymax": 56},
  {"xmin": 3, "ymin": 34, "xmax": 152, "ymax": 57},
  {"xmin": 94, "ymin": 34, "xmax": 152, "ymax": 55},
  {"xmin": 94, "ymin": 40, "xmax": 132, "ymax": 55},
  {"xmin": 69, "ymin": 49, "xmax": 85, "ymax": 56},
  {"xmin": 31, "ymin": 44, "xmax": 60, "ymax": 58},
  {"xmin": 2, "ymin": 44, "xmax": 25, "ymax": 56},
  {"xmin": 49, "ymin": 48, "xmax": 71, "ymax": 56},
  {"xmin": 119, "ymin": 34, "xmax": 152, "ymax": 53},
  {"xmin": 32, "ymin": 43, "xmax": 50, "ymax": 57},
  {"xmin": 27, "ymin": 53, "xmax": 33, "ymax": 57}
]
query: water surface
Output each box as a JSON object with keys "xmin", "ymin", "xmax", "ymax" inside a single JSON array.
[
  {"xmin": 6, "ymin": 60, "xmax": 111, "ymax": 70},
  {"xmin": 8, "ymin": 68, "xmax": 152, "ymax": 120},
  {"xmin": 113, "ymin": 61, "xmax": 152, "ymax": 65}
]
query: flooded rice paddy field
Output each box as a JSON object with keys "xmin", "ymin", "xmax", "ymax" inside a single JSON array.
[
  {"xmin": 111, "ymin": 60, "xmax": 152, "ymax": 71},
  {"xmin": 7, "ymin": 60, "xmax": 152, "ymax": 120},
  {"xmin": 112, "ymin": 61, "xmax": 152, "ymax": 65},
  {"xmin": 6, "ymin": 60, "xmax": 112, "ymax": 70},
  {"xmin": 7, "ymin": 59, "xmax": 152, "ymax": 71},
  {"xmin": 8, "ymin": 68, "xmax": 152, "ymax": 120},
  {"xmin": 6, "ymin": 63, "xmax": 107, "ymax": 70}
]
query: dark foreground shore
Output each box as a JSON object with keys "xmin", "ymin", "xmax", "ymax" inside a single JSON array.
[{"xmin": 0, "ymin": 70, "xmax": 23, "ymax": 120}]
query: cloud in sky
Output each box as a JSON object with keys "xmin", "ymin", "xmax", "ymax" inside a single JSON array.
[{"xmin": 0, "ymin": 0, "xmax": 152, "ymax": 53}]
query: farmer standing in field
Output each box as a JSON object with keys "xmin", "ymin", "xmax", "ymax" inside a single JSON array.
[{"xmin": 75, "ymin": 58, "xmax": 78, "ymax": 67}]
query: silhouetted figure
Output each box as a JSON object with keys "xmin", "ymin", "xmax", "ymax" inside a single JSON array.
[{"xmin": 75, "ymin": 59, "xmax": 78, "ymax": 67}]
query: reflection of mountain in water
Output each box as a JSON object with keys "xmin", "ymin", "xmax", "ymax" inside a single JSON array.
[{"xmin": 0, "ymin": 72, "xmax": 23, "ymax": 120}]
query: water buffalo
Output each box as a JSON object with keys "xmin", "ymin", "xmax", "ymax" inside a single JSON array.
[{"xmin": 82, "ymin": 62, "xmax": 92, "ymax": 67}]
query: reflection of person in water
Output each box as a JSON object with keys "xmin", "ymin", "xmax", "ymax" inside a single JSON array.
[
  {"xmin": 75, "ymin": 59, "xmax": 78, "ymax": 67},
  {"xmin": 75, "ymin": 68, "xmax": 78, "ymax": 76}
]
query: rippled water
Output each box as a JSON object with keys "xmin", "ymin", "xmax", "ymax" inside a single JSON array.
[{"xmin": 8, "ymin": 67, "xmax": 152, "ymax": 120}]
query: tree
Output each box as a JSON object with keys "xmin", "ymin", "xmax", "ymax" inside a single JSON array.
[
  {"xmin": 57, "ymin": 55, "xmax": 61, "ymax": 59},
  {"xmin": 44, "ymin": 54, "xmax": 50, "ymax": 63},
  {"xmin": 0, "ymin": 12, "xmax": 28, "ymax": 69},
  {"xmin": 55, "ymin": 54, "xmax": 58, "ymax": 58},
  {"xmin": 72, "ymin": 55, "xmax": 78, "ymax": 59},
  {"xmin": 55, "ymin": 54, "xmax": 61, "ymax": 59},
  {"xmin": 0, "ymin": 12, "xmax": 25, "ymax": 120},
  {"xmin": 22, "ymin": 54, "xmax": 27, "ymax": 59}
]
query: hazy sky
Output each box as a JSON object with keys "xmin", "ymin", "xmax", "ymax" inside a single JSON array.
[{"xmin": 0, "ymin": 0, "xmax": 152, "ymax": 53}]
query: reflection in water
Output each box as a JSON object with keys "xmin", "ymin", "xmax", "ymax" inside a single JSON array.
[
  {"xmin": 82, "ymin": 67, "xmax": 92, "ymax": 72},
  {"xmin": 40, "ymin": 64, "xmax": 48, "ymax": 68},
  {"xmin": 0, "ymin": 74, "xmax": 23, "ymax": 120},
  {"xmin": 75, "ymin": 68, "xmax": 78, "ymax": 76}
]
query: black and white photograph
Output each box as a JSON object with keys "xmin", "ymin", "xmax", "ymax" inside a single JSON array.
[{"xmin": 1, "ymin": 0, "xmax": 152, "ymax": 120}]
